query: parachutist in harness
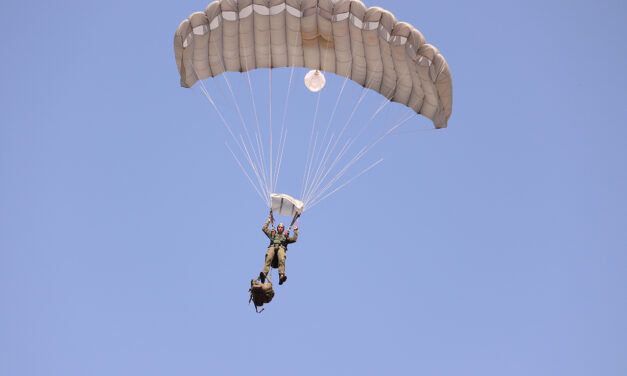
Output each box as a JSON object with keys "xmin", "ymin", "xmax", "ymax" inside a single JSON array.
[
  {"xmin": 259, "ymin": 211, "xmax": 299, "ymax": 286},
  {"xmin": 249, "ymin": 194, "xmax": 303, "ymax": 313}
]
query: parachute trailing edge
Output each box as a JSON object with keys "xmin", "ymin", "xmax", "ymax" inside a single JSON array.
[{"xmin": 174, "ymin": 0, "xmax": 453, "ymax": 128}]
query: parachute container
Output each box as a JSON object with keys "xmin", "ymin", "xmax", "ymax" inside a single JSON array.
[{"xmin": 270, "ymin": 193, "xmax": 304, "ymax": 217}]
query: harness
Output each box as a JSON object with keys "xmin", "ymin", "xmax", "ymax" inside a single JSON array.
[
  {"xmin": 267, "ymin": 209, "xmax": 300, "ymax": 249},
  {"xmin": 268, "ymin": 231, "xmax": 289, "ymax": 248}
]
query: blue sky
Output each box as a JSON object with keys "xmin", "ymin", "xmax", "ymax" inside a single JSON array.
[{"xmin": 1, "ymin": 0, "xmax": 626, "ymax": 375}]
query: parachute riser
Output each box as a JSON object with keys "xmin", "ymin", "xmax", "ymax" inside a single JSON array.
[
  {"xmin": 287, "ymin": 213, "xmax": 300, "ymax": 233},
  {"xmin": 270, "ymin": 209, "xmax": 300, "ymax": 234}
]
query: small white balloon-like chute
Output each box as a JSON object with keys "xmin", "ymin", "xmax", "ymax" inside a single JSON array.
[{"xmin": 304, "ymin": 70, "xmax": 326, "ymax": 92}]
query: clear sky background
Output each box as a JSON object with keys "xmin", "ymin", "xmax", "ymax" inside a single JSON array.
[{"xmin": 1, "ymin": 0, "xmax": 626, "ymax": 375}]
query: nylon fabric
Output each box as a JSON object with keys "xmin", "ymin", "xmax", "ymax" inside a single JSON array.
[
  {"xmin": 270, "ymin": 193, "xmax": 304, "ymax": 216},
  {"xmin": 174, "ymin": 0, "xmax": 453, "ymax": 128}
]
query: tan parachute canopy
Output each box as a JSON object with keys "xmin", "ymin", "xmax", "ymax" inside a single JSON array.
[{"xmin": 174, "ymin": 0, "xmax": 452, "ymax": 128}]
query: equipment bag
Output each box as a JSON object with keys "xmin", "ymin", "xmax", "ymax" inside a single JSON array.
[{"xmin": 248, "ymin": 278, "xmax": 275, "ymax": 313}]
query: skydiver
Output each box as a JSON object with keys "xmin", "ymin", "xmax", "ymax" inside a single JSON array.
[{"xmin": 259, "ymin": 214, "xmax": 298, "ymax": 286}]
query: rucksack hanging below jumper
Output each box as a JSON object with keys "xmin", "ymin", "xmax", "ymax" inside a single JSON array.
[{"xmin": 249, "ymin": 276, "xmax": 275, "ymax": 313}]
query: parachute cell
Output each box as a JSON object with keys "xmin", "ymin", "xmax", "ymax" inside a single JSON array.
[{"xmin": 173, "ymin": 0, "xmax": 453, "ymax": 128}]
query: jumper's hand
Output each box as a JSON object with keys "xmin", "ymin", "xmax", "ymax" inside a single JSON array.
[{"xmin": 294, "ymin": 222, "xmax": 298, "ymax": 230}]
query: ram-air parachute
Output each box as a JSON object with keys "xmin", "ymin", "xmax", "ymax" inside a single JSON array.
[{"xmin": 174, "ymin": 0, "xmax": 452, "ymax": 211}]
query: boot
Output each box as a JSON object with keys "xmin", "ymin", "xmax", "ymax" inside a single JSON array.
[
  {"xmin": 279, "ymin": 274, "xmax": 287, "ymax": 285},
  {"xmin": 259, "ymin": 272, "xmax": 266, "ymax": 284}
]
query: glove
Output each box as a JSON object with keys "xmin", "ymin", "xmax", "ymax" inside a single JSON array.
[{"xmin": 294, "ymin": 222, "xmax": 298, "ymax": 230}]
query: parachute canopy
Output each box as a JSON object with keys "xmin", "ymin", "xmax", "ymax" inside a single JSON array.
[
  {"xmin": 174, "ymin": 0, "xmax": 453, "ymax": 128},
  {"xmin": 271, "ymin": 193, "xmax": 304, "ymax": 216}
]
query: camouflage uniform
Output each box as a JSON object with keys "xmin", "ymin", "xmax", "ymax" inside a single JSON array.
[{"xmin": 261, "ymin": 219, "xmax": 298, "ymax": 277}]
